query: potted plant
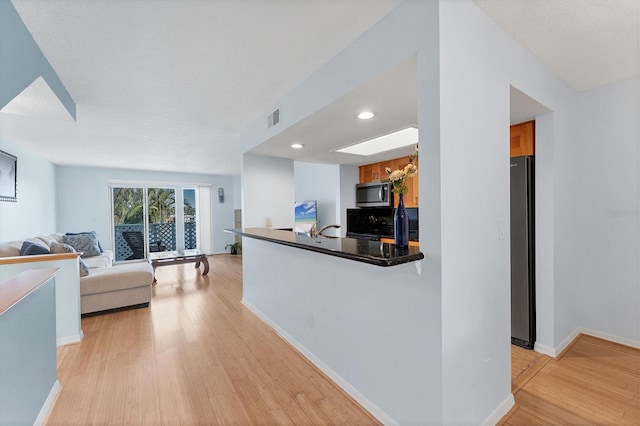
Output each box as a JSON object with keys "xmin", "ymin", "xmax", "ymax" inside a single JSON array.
[{"xmin": 225, "ymin": 242, "xmax": 241, "ymax": 255}]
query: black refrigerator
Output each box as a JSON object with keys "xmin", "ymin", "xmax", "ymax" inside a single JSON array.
[{"xmin": 510, "ymin": 155, "xmax": 535, "ymax": 349}]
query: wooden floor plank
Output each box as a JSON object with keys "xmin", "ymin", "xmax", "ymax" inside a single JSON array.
[
  {"xmin": 46, "ymin": 256, "xmax": 640, "ymax": 425},
  {"xmin": 46, "ymin": 255, "xmax": 379, "ymax": 425},
  {"xmin": 511, "ymin": 345, "xmax": 551, "ymax": 394},
  {"xmin": 502, "ymin": 335, "xmax": 640, "ymax": 425}
]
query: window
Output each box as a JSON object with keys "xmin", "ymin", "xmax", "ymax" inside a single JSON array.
[
  {"xmin": 183, "ymin": 188, "xmax": 197, "ymax": 249},
  {"xmin": 111, "ymin": 186, "xmax": 176, "ymax": 261},
  {"xmin": 110, "ymin": 183, "xmax": 212, "ymax": 261}
]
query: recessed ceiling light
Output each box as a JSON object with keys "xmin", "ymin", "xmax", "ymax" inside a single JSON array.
[
  {"xmin": 291, "ymin": 143, "xmax": 304, "ymax": 149},
  {"xmin": 357, "ymin": 111, "xmax": 375, "ymax": 120},
  {"xmin": 336, "ymin": 127, "xmax": 418, "ymax": 156}
]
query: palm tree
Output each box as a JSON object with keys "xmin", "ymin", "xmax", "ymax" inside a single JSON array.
[
  {"xmin": 113, "ymin": 188, "xmax": 143, "ymax": 224},
  {"xmin": 147, "ymin": 188, "xmax": 175, "ymax": 224},
  {"xmin": 184, "ymin": 198, "xmax": 196, "ymax": 217}
]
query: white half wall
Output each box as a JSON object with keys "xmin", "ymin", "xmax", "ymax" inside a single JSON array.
[
  {"xmin": 0, "ymin": 258, "xmax": 83, "ymax": 345},
  {"xmin": 0, "ymin": 274, "xmax": 57, "ymax": 426},
  {"xmin": 241, "ymin": 237, "xmax": 435, "ymax": 424}
]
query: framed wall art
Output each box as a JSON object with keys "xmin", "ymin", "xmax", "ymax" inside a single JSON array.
[{"xmin": 0, "ymin": 150, "xmax": 17, "ymax": 202}]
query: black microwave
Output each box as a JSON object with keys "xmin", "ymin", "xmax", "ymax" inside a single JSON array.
[{"xmin": 356, "ymin": 182, "xmax": 393, "ymax": 207}]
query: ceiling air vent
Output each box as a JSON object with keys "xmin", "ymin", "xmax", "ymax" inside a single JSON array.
[{"xmin": 268, "ymin": 108, "xmax": 280, "ymax": 128}]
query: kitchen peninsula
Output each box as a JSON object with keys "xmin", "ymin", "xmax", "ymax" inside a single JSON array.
[
  {"xmin": 232, "ymin": 221, "xmax": 430, "ymax": 424},
  {"xmin": 227, "ymin": 227, "xmax": 423, "ymax": 266}
]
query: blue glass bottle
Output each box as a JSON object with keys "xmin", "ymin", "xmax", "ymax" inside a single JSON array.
[{"xmin": 394, "ymin": 193, "xmax": 409, "ymax": 247}]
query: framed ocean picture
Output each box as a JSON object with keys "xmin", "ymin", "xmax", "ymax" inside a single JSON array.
[
  {"xmin": 294, "ymin": 200, "xmax": 317, "ymax": 233},
  {"xmin": 0, "ymin": 150, "xmax": 17, "ymax": 202}
]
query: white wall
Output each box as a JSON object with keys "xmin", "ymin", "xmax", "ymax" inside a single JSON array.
[
  {"xmin": 438, "ymin": 2, "xmax": 580, "ymax": 421},
  {"xmin": 242, "ymin": 154, "xmax": 294, "ymax": 229},
  {"xmin": 242, "ymin": 238, "xmax": 436, "ymax": 424},
  {"xmin": 232, "ymin": 175, "xmax": 242, "ymax": 210},
  {"xmin": 240, "ymin": 0, "xmax": 636, "ymax": 423},
  {"xmin": 339, "ymin": 164, "xmax": 359, "ymax": 237},
  {"xmin": 574, "ymin": 76, "xmax": 640, "ymax": 345},
  {"xmin": 439, "ymin": 4, "xmax": 511, "ymax": 420},
  {"xmin": 240, "ymin": 3, "xmax": 424, "ymax": 156},
  {"xmin": 294, "ymin": 162, "xmax": 339, "ymax": 229},
  {"xmin": 241, "ymin": 2, "xmax": 444, "ymax": 423},
  {"xmin": 0, "ymin": 0, "xmax": 69, "ymax": 242},
  {"xmin": 292, "ymin": 162, "xmax": 357, "ymax": 237},
  {"xmin": 533, "ymin": 112, "xmax": 557, "ymax": 353},
  {"xmin": 55, "ymin": 166, "xmax": 235, "ymax": 253},
  {"xmin": 0, "ymin": 138, "xmax": 57, "ymax": 242}
]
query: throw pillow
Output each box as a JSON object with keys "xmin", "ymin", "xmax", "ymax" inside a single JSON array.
[
  {"xmin": 65, "ymin": 231, "xmax": 103, "ymax": 252},
  {"xmin": 49, "ymin": 241, "xmax": 68, "ymax": 254},
  {"xmin": 63, "ymin": 233, "xmax": 102, "ymax": 258},
  {"xmin": 20, "ymin": 241, "xmax": 51, "ymax": 256},
  {"xmin": 78, "ymin": 258, "xmax": 90, "ymax": 277},
  {"xmin": 50, "ymin": 242, "xmax": 90, "ymax": 277}
]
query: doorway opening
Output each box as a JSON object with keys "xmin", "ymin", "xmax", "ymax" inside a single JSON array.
[{"xmin": 509, "ymin": 86, "xmax": 551, "ymax": 386}]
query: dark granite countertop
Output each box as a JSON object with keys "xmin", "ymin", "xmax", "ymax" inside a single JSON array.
[{"xmin": 225, "ymin": 227, "xmax": 424, "ymax": 267}]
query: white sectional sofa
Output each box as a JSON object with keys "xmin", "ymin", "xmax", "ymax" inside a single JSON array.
[{"xmin": 0, "ymin": 233, "xmax": 154, "ymax": 314}]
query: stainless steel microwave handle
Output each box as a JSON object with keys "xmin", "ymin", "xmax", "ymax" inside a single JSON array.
[{"xmin": 378, "ymin": 186, "xmax": 383, "ymax": 201}]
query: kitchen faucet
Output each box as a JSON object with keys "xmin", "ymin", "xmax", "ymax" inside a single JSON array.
[{"xmin": 309, "ymin": 221, "xmax": 341, "ymax": 238}]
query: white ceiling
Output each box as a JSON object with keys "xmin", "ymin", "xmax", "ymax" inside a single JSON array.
[
  {"xmin": 248, "ymin": 55, "xmax": 417, "ymax": 166},
  {"xmin": 475, "ymin": 0, "xmax": 640, "ymax": 92},
  {"xmin": 1, "ymin": 0, "xmax": 638, "ymax": 175},
  {"xmin": 2, "ymin": 0, "xmax": 400, "ymax": 175}
]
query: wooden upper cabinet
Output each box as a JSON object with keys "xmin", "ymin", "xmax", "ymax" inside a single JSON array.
[
  {"xmin": 510, "ymin": 120, "xmax": 535, "ymax": 157},
  {"xmin": 359, "ymin": 156, "xmax": 419, "ymax": 207},
  {"xmin": 378, "ymin": 160, "xmax": 392, "ymax": 180},
  {"xmin": 388, "ymin": 157, "xmax": 406, "ymax": 174},
  {"xmin": 359, "ymin": 163, "xmax": 381, "ymax": 182}
]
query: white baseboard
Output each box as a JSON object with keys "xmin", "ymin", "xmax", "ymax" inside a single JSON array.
[
  {"xmin": 56, "ymin": 329, "xmax": 83, "ymax": 347},
  {"xmin": 482, "ymin": 393, "xmax": 515, "ymax": 426},
  {"xmin": 533, "ymin": 341, "xmax": 556, "ymax": 357},
  {"xmin": 241, "ymin": 298, "xmax": 398, "ymax": 426},
  {"xmin": 554, "ymin": 327, "xmax": 640, "ymax": 357},
  {"xmin": 554, "ymin": 328, "xmax": 582, "ymax": 357},
  {"xmin": 577, "ymin": 327, "xmax": 640, "ymax": 349},
  {"xmin": 34, "ymin": 379, "xmax": 61, "ymax": 425}
]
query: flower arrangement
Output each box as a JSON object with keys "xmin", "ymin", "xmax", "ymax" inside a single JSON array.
[{"xmin": 384, "ymin": 145, "xmax": 418, "ymax": 194}]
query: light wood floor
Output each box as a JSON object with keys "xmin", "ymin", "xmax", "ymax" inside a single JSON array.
[
  {"xmin": 46, "ymin": 255, "xmax": 380, "ymax": 425},
  {"xmin": 511, "ymin": 344, "xmax": 551, "ymax": 394},
  {"xmin": 501, "ymin": 336, "xmax": 640, "ymax": 425},
  {"xmin": 45, "ymin": 255, "xmax": 640, "ymax": 425}
]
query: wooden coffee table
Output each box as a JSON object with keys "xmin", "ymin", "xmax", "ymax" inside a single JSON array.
[{"xmin": 148, "ymin": 249, "xmax": 209, "ymax": 282}]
